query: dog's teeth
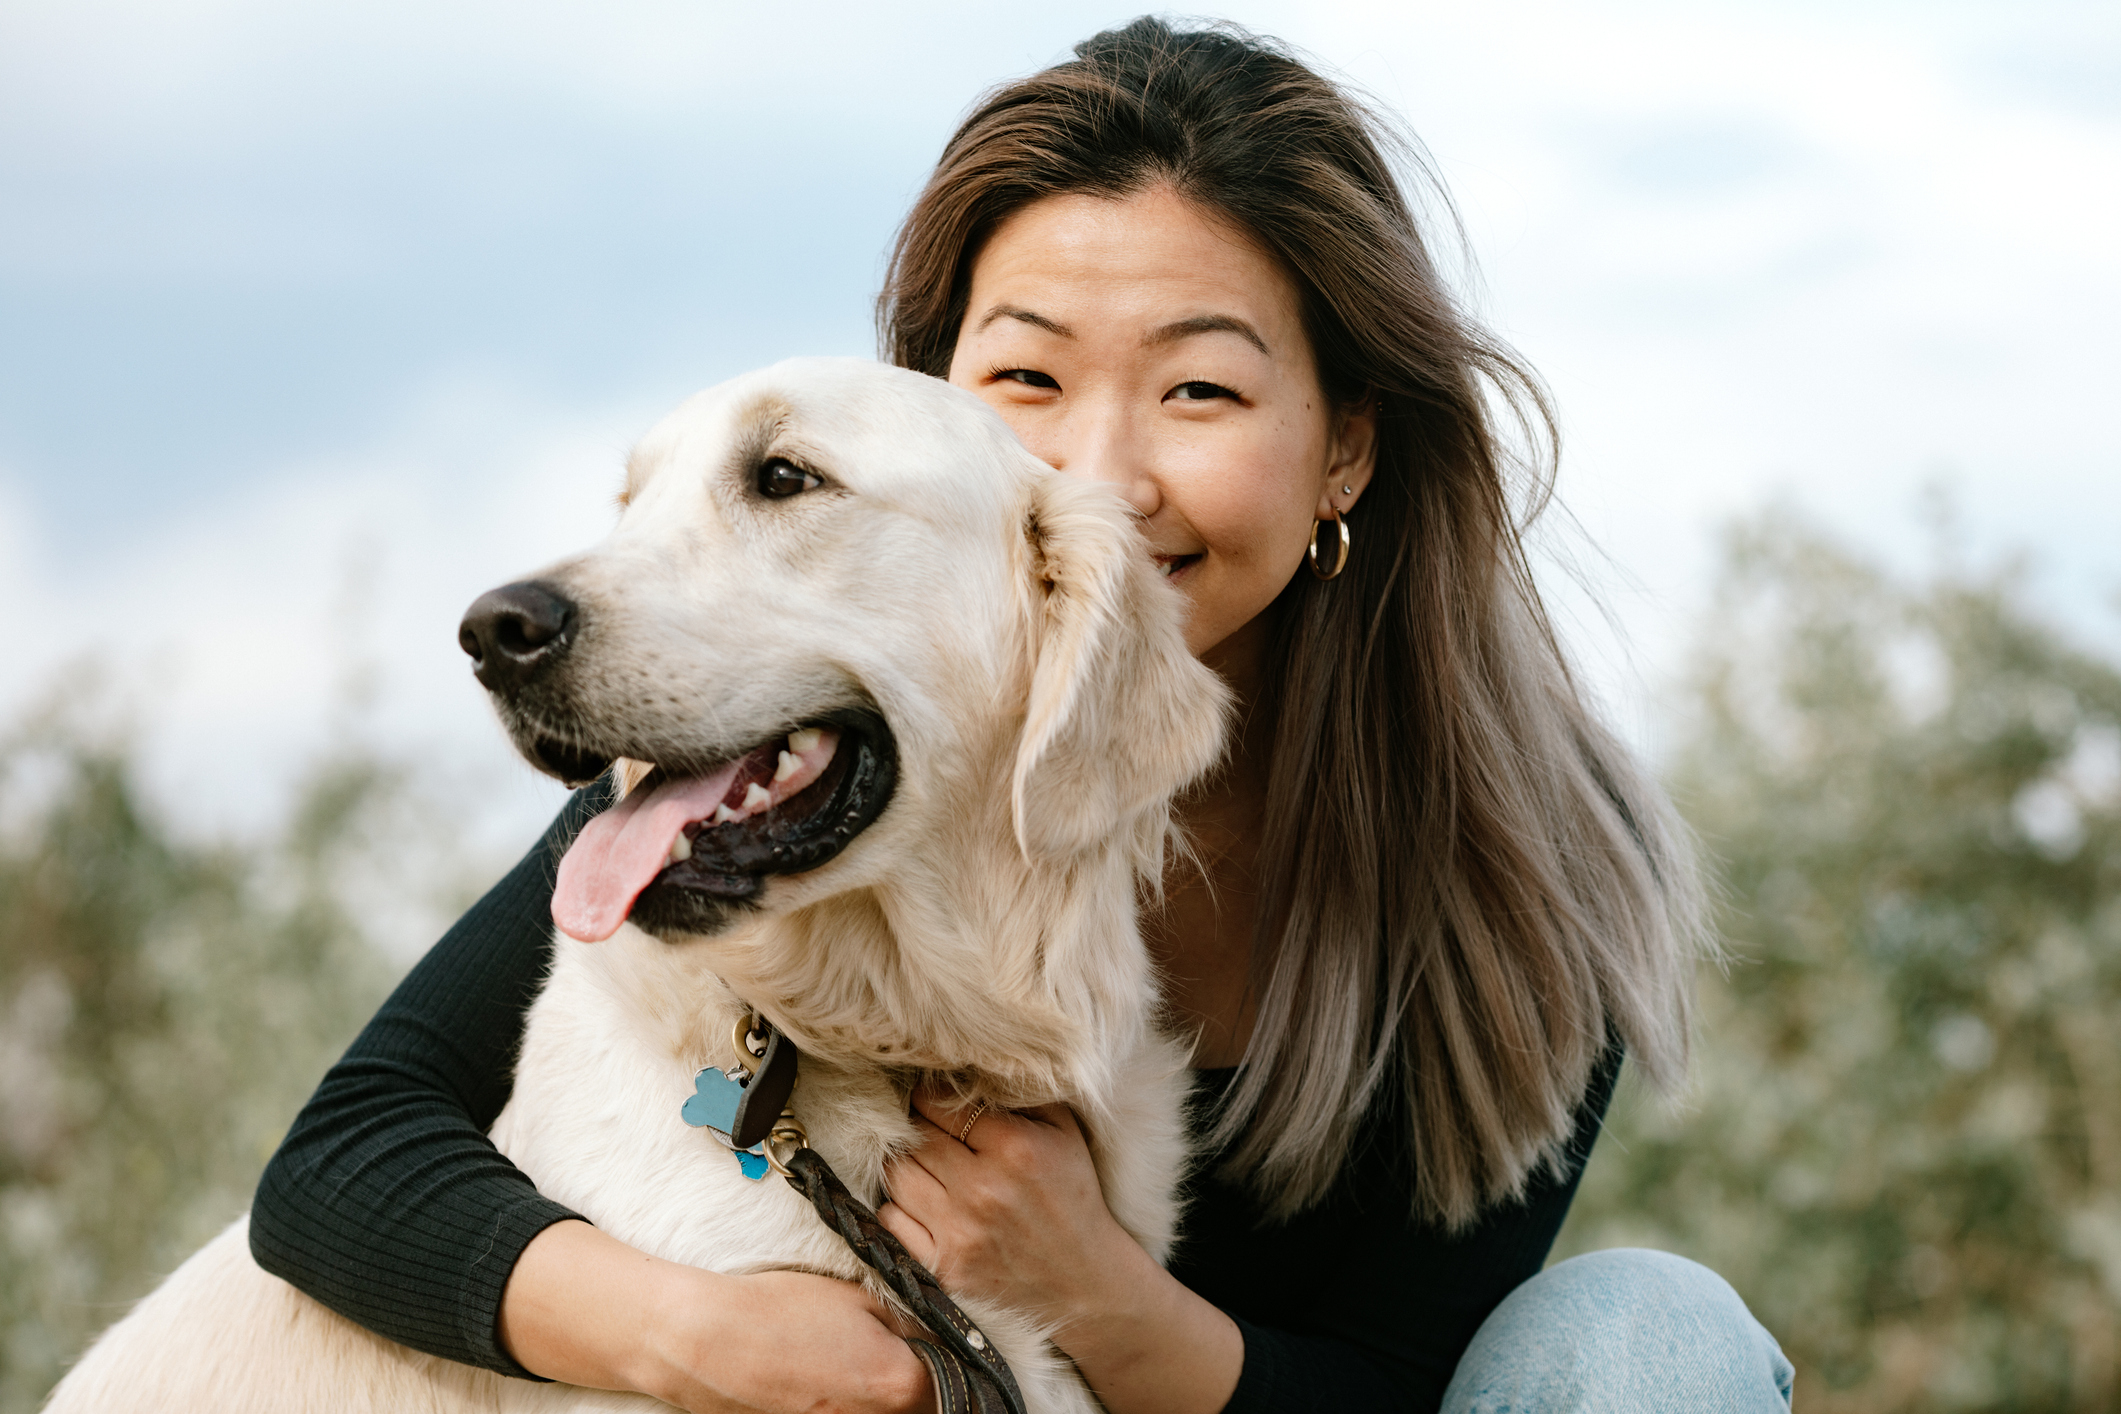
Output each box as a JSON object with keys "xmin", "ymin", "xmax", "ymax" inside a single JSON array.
[
  {"xmin": 743, "ymin": 782, "xmax": 772, "ymax": 810},
  {"xmin": 668, "ymin": 833, "xmax": 692, "ymax": 863},
  {"xmin": 788, "ymin": 727, "xmax": 822, "ymax": 755},
  {"xmin": 713, "ymin": 804, "xmax": 739, "ymax": 825},
  {"xmin": 774, "ymin": 750, "xmax": 801, "ymax": 783}
]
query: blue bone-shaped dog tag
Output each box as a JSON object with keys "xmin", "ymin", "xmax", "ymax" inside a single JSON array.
[
  {"xmin": 682, "ymin": 1067, "xmax": 771, "ymax": 1181},
  {"xmin": 682, "ymin": 1066, "xmax": 747, "ymax": 1140}
]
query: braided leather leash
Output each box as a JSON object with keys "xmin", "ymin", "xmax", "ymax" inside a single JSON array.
[{"xmin": 783, "ymin": 1148, "xmax": 1027, "ymax": 1414}]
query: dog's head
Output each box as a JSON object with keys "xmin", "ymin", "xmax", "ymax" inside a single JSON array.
[{"xmin": 460, "ymin": 358, "xmax": 1229, "ymax": 964}]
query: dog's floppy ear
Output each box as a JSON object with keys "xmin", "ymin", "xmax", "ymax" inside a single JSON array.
[{"xmin": 1011, "ymin": 474, "xmax": 1231, "ymax": 860}]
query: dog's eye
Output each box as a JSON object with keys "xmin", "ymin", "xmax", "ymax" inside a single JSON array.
[{"xmin": 757, "ymin": 457, "xmax": 824, "ymax": 499}]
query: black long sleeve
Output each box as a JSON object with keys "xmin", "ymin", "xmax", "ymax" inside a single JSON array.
[
  {"xmin": 1176, "ymin": 1053, "xmax": 1617, "ymax": 1412},
  {"xmin": 254, "ymin": 786, "xmax": 1615, "ymax": 1403},
  {"xmin": 250, "ymin": 781, "xmax": 612, "ymax": 1379}
]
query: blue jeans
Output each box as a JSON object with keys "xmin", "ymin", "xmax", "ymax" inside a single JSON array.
[{"xmin": 1441, "ymin": 1249, "xmax": 1795, "ymax": 1412}]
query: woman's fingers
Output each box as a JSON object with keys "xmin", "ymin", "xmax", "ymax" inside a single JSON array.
[
  {"xmin": 909, "ymin": 1084, "xmax": 1083, "ymax": 1152},
  {"xmin": 908, "ymin": 1083, "xmax": 1000, "ymax": 1149},
  {"xmin": 876, "ymin": 1153, "xmax": 945, "ymax": 1271},
  {"xmin": 874, "ymin": 1198, "xmax": 939, "ymax": 1270},
  {"xmin": 888, "ymin": 1099, "xmax": 1015, "ymax": 1287},
  {"xmin": 1022, "ymin": 1100, "xmax": 1079, "ymax": 1134}
]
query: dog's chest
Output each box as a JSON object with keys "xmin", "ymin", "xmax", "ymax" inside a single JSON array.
[{"xmin": 487, "ymin": 926, "xmax": 910, "ymax": 1282}]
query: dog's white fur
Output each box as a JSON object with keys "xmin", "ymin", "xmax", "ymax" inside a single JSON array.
[{"xmin": 46, "ymin": 358, "xmax": 1230, "ymax": 1413}]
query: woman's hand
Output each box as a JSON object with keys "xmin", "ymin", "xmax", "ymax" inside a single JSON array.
[
  {"xmin": 875, "ymin": 1089, "xmax": 1131, "ymax": 1318},
  {"xmin": 875, "ymin": 1086, "xmax": 1242, "ymax": 1414},
  {"xmin": 499, "ymin": 1219, "xmax": 933, "ymax": 1414}
]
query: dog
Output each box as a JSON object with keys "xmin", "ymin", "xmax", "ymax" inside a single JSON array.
[{"xmin": 45, "ymin": 357, "xmax": 1230, "ymax": 1413}]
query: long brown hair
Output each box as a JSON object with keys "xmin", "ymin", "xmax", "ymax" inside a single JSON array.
[{"xmin": 879, "ymin": 17, "xmax": 1707, "ymax": 1226}]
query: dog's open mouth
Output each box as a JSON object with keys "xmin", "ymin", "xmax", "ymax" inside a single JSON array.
[{"xmin": 552, "ymin": 709, "xmax": 897, "ymax": 942}]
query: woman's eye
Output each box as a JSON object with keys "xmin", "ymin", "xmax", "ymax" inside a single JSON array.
[
  {"xmin": 996, "ymin": 368, "xmax": 1060, "ymax": 390},
  {"xmin": 756, "ymin": 457, "xmax": 824, "ymax": 499},
  {"xmin": 1167, "ymin": 380, "xmax": 1237, "ymax": 402}
]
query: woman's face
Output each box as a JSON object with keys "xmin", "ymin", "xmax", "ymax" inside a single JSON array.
[{"xmin": 946, "ymin": 184, "xmax": 1375, "ymax": 687}]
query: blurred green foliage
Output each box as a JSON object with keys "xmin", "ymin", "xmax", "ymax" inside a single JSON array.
[
  {"xmin": 1558, "ymin": 511, "xmax": 2121, "ymax": 1412},
  {"xmin": 0, "ymin": 700, "xmax": 416, "ymax": 1411}
]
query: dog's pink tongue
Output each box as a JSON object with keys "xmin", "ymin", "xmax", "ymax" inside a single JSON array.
[{"xmin": 552, "ymin": 762, "xmax": 745, "ymax": 942}]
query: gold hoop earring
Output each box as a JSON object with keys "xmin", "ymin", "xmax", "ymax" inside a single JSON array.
[{"xmin": 1307, "ymin": 512, "xmax": 1350, "ymax": 581}]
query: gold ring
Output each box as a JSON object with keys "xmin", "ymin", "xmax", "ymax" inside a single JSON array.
[{"xmin": 956, "ymin": 1100, "xmax": 989, "ymax": 1145}]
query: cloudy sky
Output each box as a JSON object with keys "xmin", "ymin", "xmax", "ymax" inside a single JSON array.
[{"xmin": 3, "ymin": 0, "xmax": 2115, "ymax": 848}]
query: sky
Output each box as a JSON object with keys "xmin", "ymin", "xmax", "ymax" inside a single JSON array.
[{"xmin": 3, "ymin": 0, "xmax": 2116, "ymax": 856}]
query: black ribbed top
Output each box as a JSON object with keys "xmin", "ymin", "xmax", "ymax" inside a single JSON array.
[
  {"xmin": 252, "ymin": 783, "xmax": 1614, "ymax": 1408},
  {"xmin": 1178, "ymin": 1055, "xmax": 1614, "ymax": 1412}
]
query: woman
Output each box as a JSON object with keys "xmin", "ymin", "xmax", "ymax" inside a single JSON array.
[{"xmin": 253, "ymin": 18, "xmax": 1793, "ymax": 1413}]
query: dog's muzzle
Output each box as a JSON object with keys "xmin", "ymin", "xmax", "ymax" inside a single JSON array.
[{"xmin": 459, "ymin": 577, "xmax": 900, "ymax": 939}]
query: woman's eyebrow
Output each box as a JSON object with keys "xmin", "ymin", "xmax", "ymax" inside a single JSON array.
[
  {"xmin": 976, "ymin": 304, "xmax": 1074, "ymax": 337},
  {"xmin": 1144, "ymin": 314, "xmax": 1269, "ymax": 357}
]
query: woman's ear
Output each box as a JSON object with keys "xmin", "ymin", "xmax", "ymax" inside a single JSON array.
[
  {"xmin": 1011, "ymin": 475, "xmax": 1232, "ymax": 861},
  {"xmin": 1315, "ymin": 398, "xmax": 1378, "ymax": 521}
]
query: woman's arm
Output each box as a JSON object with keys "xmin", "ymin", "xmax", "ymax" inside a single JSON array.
[{"xmin": 499, "ymin": 1219, "xmax": 929, "ymax": 1414}]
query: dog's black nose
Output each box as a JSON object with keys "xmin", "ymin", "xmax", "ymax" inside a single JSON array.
[{"xmin": 459, "ymin": 581, "xmax": 578, "ymax": 693}]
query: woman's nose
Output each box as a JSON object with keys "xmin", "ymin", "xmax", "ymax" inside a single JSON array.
[{"xmin": 1049, "ymin": 411, "xmax": 1161, "ymax": 519}]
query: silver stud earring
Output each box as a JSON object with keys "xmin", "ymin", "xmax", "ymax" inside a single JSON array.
[{"xmin": 1341, "ymin": 485, "xmax": 1353, "ymax": 495}]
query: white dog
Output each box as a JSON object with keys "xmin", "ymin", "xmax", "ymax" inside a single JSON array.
[{"xmin": 46, "ymin": 358, "xmax": 1229, "ymax": 1413}]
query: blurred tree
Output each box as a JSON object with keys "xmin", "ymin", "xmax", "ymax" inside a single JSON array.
[
  {"xmin": 0, "ymin": 696, "xmax": 430, "ymax": 1411},
  {"xmin": 1557, "ymin": 510, "xmax": 2121, "ymax": 1412}
]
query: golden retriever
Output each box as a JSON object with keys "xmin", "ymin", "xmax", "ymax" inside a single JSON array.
[{"xmin": 46, "ymin": 357, "xmax": 1228, "ymax": 1413}]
